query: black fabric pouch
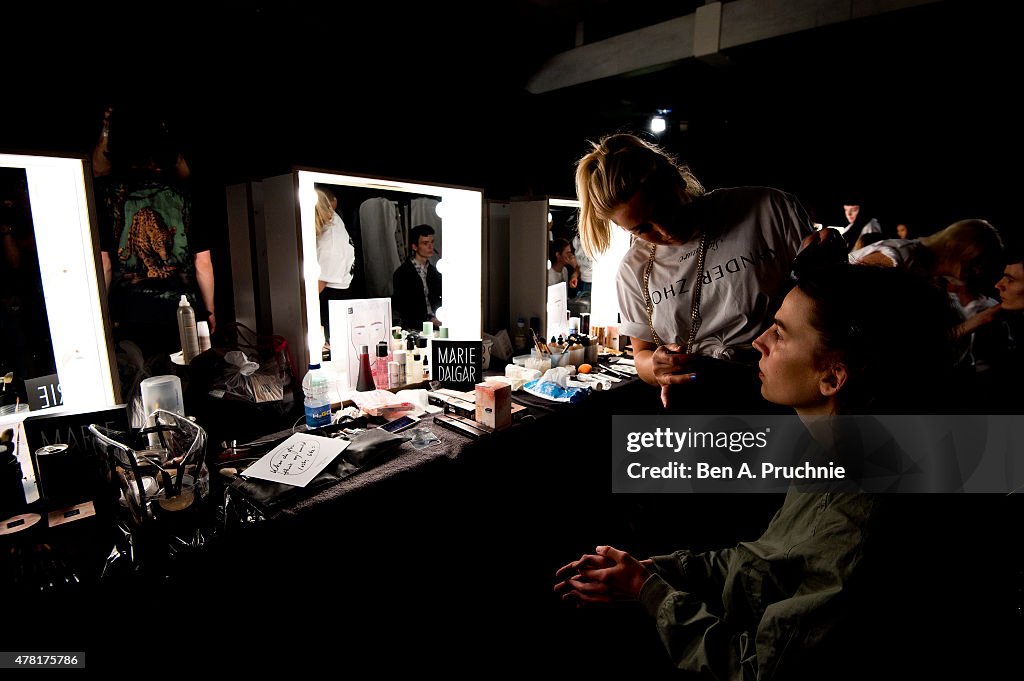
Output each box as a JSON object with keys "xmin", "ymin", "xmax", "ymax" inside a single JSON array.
[{"xmin": 228, "ymin": 428, "xmax": 409, "ymax": 516}]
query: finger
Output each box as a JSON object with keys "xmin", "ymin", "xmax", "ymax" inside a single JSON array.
[
  {"xmin": 596, "ymin": 545, "xmax": 629, "ymax": 562},
  {"xmin": 555, "ymin": 561, "xmax": 578, "ymax": 578},
  {"xmin": 568, "ymin": 589, "xmax": 614, "ymax": 605},
  {"xmin": 553, "ymin": 579, "xmax": 576, "ymax": 593},
  {"xmin": 661, "ymin": 373, "xmax": 698, "ymax": 386},
  {"xmin": 576, "ymin": 553, "xmax": 615, "ymax": 569},
  {"xmin": 661, "ymin": 384, "xmax": 670, "ymax": 409},
  {"xmin": 570, "ymin": 554, "xmax": 610, "ymax": 571},
  {"xmin": 555, "ymin": 555, "xmax": 604, "ymax": 579},
  {"xmin": 568, "ymin": 577, "xmax": 610, "ymax": 595}
]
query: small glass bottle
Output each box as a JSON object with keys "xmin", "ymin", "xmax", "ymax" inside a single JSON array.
[
  {"xmin": 374, "ymin": 341, "xmax": 390, "ymax": 389},
  {"xmin": 356, "ymin": 345, "xmax": 376, "ymax": 391},
  {"xmin": 406, "ymin": 335, "xmax": 418, "ymax": 383},
  {"xmin": 417, "ymin": 336, "xmax": 429, "ymax": 380},
  {"xmin": 394, "ymin": 350, "xmax": 407, "ymax": 387}
]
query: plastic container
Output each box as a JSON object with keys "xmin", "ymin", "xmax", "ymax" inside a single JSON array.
[
  {"xmin": 583, "ymin": 337, "xmax": 598, "ymax": 364},
  {"xmin": 196, "ymin": 321, "xmax": 212, "ymax": 353},
  {"xmin": 302, "ymin": 364, "xmax": 331, "ymax": 428},
  {"xmin": 525, "ymin": 354, "xmax": 551, "ymax": 374},
  {"xmin": 141, "ymin": 375, "xmax": 185, "ymax": 447}
]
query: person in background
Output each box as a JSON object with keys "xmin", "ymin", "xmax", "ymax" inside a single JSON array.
[
  {"xmin": 836, "ymin": 200, "xmax": 882, "ymax": 251},
  {"xmin": 392, "ymin": 224, "xmax": 441, "ymax": 331},
  {"xmin": 92, "ymin": 103, "xmax": 214, "ymax": 359},
  {"xmin": 956, "ymin": 247, "xmax": 1024, "ymax": 412},
  {"xmin": 547, "ymin": 237, "xmax": 578, "ymax": 290},
  {"xmin": 571, "ymin": 231, "xmax": 593, "ymax": 297},
  {"xmin": 849, "ymin": 219, "xmax": 1004, "ymax": 316},
  {"xmin": 554, "ymin": 264, "xmax": 960, "ymax": 679},
  {"xmin": 314, "ymin": 187, "xmax": 355, "ymax": 346},
  {"xmin": 896, "ymin": 222, "xmax": 912, "ymax": 240},
  {"xmin": 575, "ymin": 133, "xmax": 811, "ymax": 411}
]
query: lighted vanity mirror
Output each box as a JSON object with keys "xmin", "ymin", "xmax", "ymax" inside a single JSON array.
[
  {"xmin": 0, "ymin": 153, "xmax": 118, "ymax": 428},
  {"xmin": 295, "ymin": 170, "xmax": 482, "ymax": 386},
  {"xmin": 546, "ymin": 198, "xmax": 629, "ymax": 335}
]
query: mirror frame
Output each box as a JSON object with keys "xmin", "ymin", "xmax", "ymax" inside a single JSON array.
[
  {"xmin": 295, "ymin": 169, "xmax": 483, "ymax": 371},
  {"xmin": 0, "ymin": 152, "xmax": 118, "ymax": 426}
]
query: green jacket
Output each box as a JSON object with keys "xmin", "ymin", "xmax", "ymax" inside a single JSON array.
[{"xmin": 640, "ymin": 490, "xmax": 877, "ymax": 680}]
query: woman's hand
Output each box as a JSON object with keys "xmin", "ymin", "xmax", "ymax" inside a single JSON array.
[
  {"xmin": 651, "ymin": 343, "xmax": 700, "ymax": 408},
  {"xmin": 553, "ymin": 546, "xmax": 652, "ymax": 605},
  {"xmin": 957, "ymin": 303, "xmax": 1001, "ymax": 338}
]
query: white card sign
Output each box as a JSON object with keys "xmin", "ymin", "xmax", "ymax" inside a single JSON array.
[{"xmin": 240, "ymin": 433, "xmax": 350, "ymax": 487}]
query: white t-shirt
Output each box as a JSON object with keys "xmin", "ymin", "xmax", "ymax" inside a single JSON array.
[
  {"xmin": 848, "ymin": 238, "xmax": 923, "ymax": 270},
  {"xmin": 548, "ymin": 266, "xmax": 571, "ymax": 287},
  {"xmin": 616, "ymin": 187, "xmax": 811, "ymax": 358},
  {"xmin": 316, "ymin": 212, "xmax": 356, "ymax": 289},
  {"xmin": 572, "ymin": 234, "xmax": 593, "ymax": 283}
]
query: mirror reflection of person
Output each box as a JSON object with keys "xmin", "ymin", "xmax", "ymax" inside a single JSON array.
[
  {"xmin": 92, "ymin": 103, "xmax": 215, "ymax": 360},
  {"xmin": 392, "ymin": 224, "xmax": 441, "ymax": 331},
  {"xmin": 314, "ymin": 187, "xmax": 355, "ymax": 347},
  {"xmin": 547, "ymin": 238, "xmax": 578, "ymax": 289},
  {"xmin": 554, "ymin": 264, "xmax": 959, "ymax": 678}
]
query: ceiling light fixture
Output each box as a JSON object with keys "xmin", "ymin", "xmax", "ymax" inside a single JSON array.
[{"xmin": 650, "ymin": 108, "xmax": 672, "ymax": 134}]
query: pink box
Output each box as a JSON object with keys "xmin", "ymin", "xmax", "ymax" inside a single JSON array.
[{"xmin": 475, "ymin": 380, "xmax": 512, "ymax": 430}]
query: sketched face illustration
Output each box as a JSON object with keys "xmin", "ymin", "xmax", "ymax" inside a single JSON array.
[{"xmin": 269, "ymin": 438, "xmax": 322, "ymax": 476}]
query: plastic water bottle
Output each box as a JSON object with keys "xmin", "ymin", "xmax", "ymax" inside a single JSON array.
[{"xmin": 302, "ymin": 363, "xmax": 331, "ymax": 428}]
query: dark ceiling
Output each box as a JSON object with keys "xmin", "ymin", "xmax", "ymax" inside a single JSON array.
[{"xmin": 1, "ymin": 0, "xmax": 1017, "ymax": 232}]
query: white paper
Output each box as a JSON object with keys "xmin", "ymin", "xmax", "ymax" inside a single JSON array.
[
  {"xmin": 329, "ymin": 297, "xmax": 393, "ymax": 392},
  {"xmin": 546, "ymin": 281, "xmax": 568, "ymax": 341},
  {"xmin": 240, "ymin": 433, "xmax": 350, "ymax": 487}
]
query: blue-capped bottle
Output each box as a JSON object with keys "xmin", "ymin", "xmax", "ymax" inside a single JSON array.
[{"xmin": 302, "ymin": 363, "xmax": 331, "ymax": 428}]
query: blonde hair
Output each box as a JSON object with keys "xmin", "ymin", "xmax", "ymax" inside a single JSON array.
[
  {"xmin": 920, "ymin": 219, "xmax": 1004, "ymax": 286},
  {"xmin": 575, "ymin": 133, "xmax": 704, "ymax": 258},
  {"xmin": 314, "ymin": 188, "xmax": 334, "ymax": 237}
]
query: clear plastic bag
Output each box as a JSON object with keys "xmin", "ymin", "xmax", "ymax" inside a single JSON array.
[{"xmin": 88, "ymin": 410, "xmax": 212, "ymax": 578}]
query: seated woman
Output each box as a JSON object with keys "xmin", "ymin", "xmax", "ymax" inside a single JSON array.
[{"xmin": 554, "ymin": 264, "xmax": 959, "ymax": 678}]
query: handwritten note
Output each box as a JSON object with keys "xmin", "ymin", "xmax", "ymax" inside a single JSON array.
[{"xmin": 240, "ymin": 433, "xmax": 350, "ymax": 487}]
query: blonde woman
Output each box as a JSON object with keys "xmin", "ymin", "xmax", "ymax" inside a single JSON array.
[
  {"xmin": 575, "ymin": 133, "xmax": 812, "ymax": 410},
  {"xmin": 314, "ymin": 187, "xmax": 355, "ymax": 342}
]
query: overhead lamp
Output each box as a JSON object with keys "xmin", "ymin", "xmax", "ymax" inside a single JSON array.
[{"xmin": 650, "ymin": 108, "xmax": 672, "ymax": 134}]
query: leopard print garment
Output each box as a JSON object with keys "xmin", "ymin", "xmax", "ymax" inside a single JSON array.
[{"xmin": 118, "ymin": 207, "xmax": 177, "ymax": 279}]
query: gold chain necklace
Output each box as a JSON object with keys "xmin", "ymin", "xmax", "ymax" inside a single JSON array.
[{"xmin": 642, "ymin": 232, "xmax": 709, "ymax": 353}]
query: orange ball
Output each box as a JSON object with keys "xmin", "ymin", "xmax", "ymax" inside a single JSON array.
[{"xmin": 578, "ymin": 363, "xmax": 592, "ymax": 374}]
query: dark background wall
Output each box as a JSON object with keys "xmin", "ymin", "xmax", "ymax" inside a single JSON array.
[{"xmin": 1, "ymin": 1, "xmax": 1018, "ymax": 320}]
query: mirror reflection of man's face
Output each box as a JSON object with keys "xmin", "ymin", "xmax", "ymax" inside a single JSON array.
[{"xmin": 413, "ymin": 235, "xmax": 434, "ymax": 260}]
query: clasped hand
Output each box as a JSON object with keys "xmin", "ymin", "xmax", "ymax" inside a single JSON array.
[
  {"xmin": 651, "ymin": 344, "xmax": 713, "ymax": 408},
  {"xmin": 553, "ymin": 545, "xmax": 652, "ymax": 606}
]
